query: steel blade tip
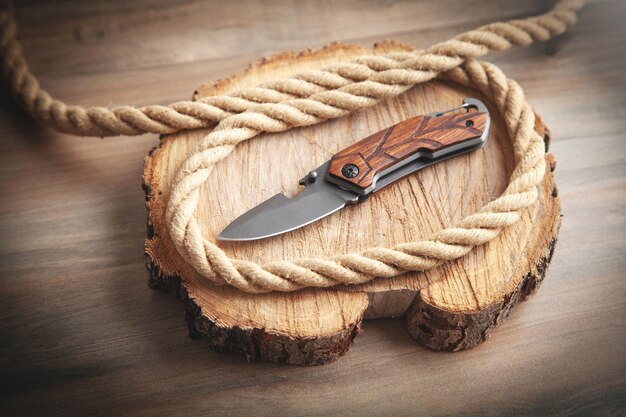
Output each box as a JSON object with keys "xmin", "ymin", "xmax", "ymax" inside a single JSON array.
[{"xmin": 216, "ymin": 194, "xmax": 290, "ymax": 242}]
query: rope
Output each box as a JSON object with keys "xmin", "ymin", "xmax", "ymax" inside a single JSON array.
[
  {"xmin": 0, "ymin": 1, "xmax": 584, "ymax": 293},
  {"xmin": 1, "ymin": 1, "xmax": 581, "ymax": 137}
]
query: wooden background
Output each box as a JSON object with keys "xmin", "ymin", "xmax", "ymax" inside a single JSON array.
[{"xmin": 1, "ymin": 0, "xmax": 624, "ymax": 416}]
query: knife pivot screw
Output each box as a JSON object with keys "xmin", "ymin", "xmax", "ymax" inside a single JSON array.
[
  {"xmin": 341, "ymin": 163, "xmax": 359, "ymax": 178},
  {"xmin": 307, "ymin": 170, "xmax": 318, "ymax": 183},
  {"xmin": 465, "ymin": 120, "xmax": 474, "ymax": 127}
]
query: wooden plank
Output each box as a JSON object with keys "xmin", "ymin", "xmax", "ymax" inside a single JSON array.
[{"xmin": 0, "ymin": 0, "xmax": 624, "ymax": 415}]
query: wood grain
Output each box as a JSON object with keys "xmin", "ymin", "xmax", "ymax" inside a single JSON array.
[
  {"xmin": 1, "ymin": 0, "xmax": 625, "ymax": 416},
  {"xmin": 327, "ymin": 111, "xmax": 489, "ymax": 191},
  {"xmin": 144, "ymin": 41, "xmax": 558, "ymax": 364}
]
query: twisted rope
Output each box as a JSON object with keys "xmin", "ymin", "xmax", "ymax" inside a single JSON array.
[
  {"xmin": 0, "ymin": 1, "xmax": 584, "ymax": 293},
  {"xmin": 1, "ymin": 1, "xmax": 581, "ymax": 137},
  {"xmin": 166, "ymin": 59, "xmax": 548, "ymax": 293}
]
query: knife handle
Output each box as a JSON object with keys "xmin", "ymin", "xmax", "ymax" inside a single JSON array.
[{"xmin": 327, "ymin": 110, "xmax": 489, "ymax": 194}]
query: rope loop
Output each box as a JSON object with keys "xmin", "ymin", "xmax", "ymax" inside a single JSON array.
[{"xmin": 0, "ymin": 0, "xmax": 584, "ymax": 293}]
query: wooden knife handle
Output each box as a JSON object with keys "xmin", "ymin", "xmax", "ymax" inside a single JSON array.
[{"xmin": 327, "ymin": 111, "xmax": 489, "ymax": 192}]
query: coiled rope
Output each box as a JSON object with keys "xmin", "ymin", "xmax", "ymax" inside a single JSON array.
[{"xmin": 0, "ymin": 0, "xmax": 584, "ymax": 293}]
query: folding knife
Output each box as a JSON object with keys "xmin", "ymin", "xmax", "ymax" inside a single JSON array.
[{"xmin": 218, "ymin": 98, "xmax": 491, "ymax": 241}]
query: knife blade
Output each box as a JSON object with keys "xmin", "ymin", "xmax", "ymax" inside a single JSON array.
[{"xmin": 218, "ymin": 98, "xmax": 491, "ymax": 242}]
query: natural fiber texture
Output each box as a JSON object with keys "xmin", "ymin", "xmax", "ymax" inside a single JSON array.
[
  {"xmin": 0, "ymin": 1, "xmax": 584, "ymax": 293},
  {"xmin": 1, "ymin": 1, "xmax": 581, "ymax": 137}
]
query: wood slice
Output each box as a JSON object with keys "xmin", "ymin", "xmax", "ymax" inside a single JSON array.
[{"xmin": 143, "ymin": 41, "xmax": 561, "ymax": 365}]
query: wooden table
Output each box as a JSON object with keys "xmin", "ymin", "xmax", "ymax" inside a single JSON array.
[{"xmin": 1, "ymin": 1, "xmax": 624, "ymax": 415}]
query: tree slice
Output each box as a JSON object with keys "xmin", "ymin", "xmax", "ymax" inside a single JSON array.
[{"xmin": 143, "ymin": 41, "xmax": 560, "ymax": 365}]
